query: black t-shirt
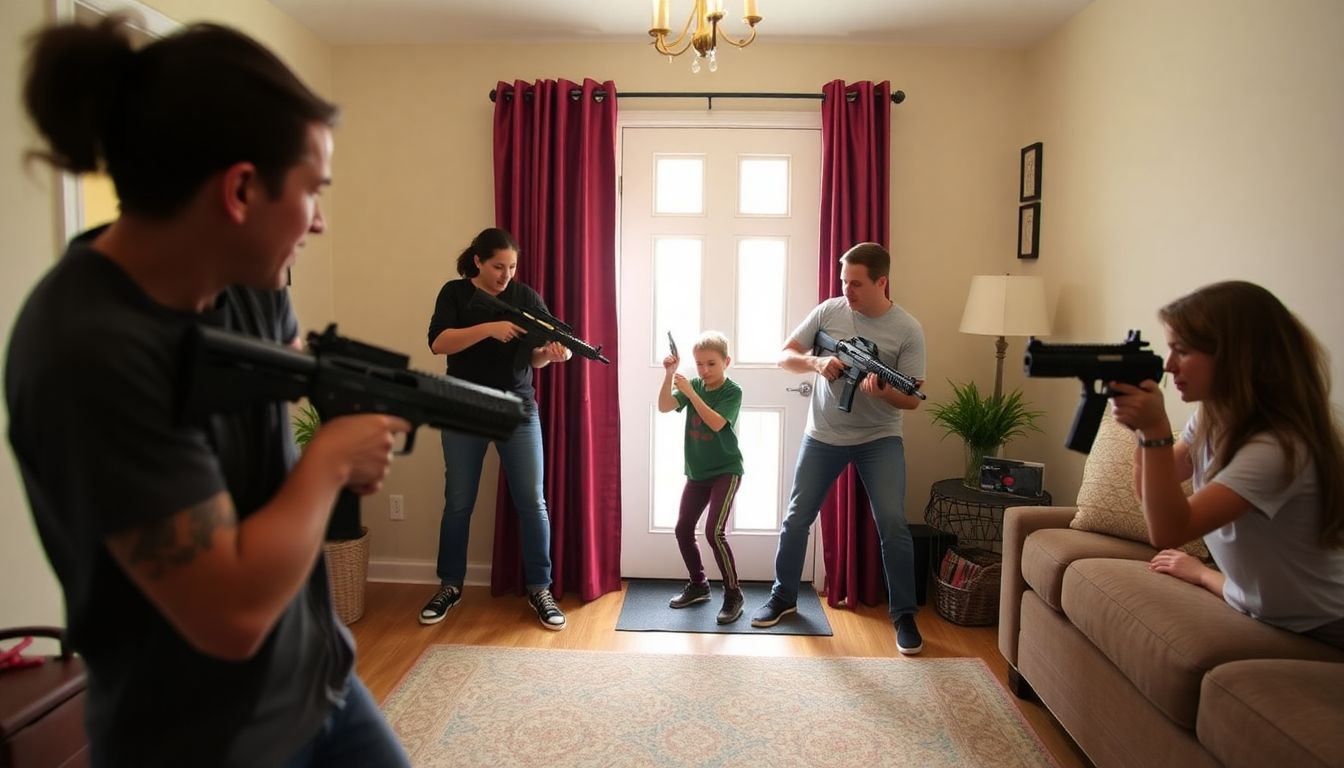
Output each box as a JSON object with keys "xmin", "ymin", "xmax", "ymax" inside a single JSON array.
[
  {"xmin": 4, "ymin": 232, "xmax": 353, "ymax": 766},
  {"xmin": 426, "ymin": 278, "xmax": 550, "ymax": 409}
]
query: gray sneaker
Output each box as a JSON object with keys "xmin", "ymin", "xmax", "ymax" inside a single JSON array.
[{"xmin": 669, "ymin": 581, "xmax": 711, "ymax": 608}]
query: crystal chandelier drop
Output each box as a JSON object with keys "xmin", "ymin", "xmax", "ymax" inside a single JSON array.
[{"xmin": 648, "ymin": 0, "xmax": 762, "ymax": 73}]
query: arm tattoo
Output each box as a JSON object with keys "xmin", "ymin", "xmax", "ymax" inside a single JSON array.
[{"xmin": 128, "ymin": 495, "xmax": 238, "ymax": 580}]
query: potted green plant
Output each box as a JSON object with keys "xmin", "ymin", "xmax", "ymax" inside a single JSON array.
[
  {"xmin": 293, "ymin": 403, "xmax": 370, "ymax": 624},
  {"xmin": 927, "ymin": 380, "xmax": 1044, "ymax": 490}
]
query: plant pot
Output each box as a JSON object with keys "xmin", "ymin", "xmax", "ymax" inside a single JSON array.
[{"xmin": 962, "ymin": 444, "xmax": 998, "ymax": 490}]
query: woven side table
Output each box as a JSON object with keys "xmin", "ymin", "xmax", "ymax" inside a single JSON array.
[
  {"xmin": 923, "ymin": 479, "xmax": 1052, "ymax": 625},
  {"xmin": 922, "ymin": 478, "xmax": 1052, "ymax": 554}
]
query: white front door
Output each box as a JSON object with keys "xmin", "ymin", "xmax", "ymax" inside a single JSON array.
[{"xmin": 617, "ymin": 115, "xmax": 821, "ymax": 581}]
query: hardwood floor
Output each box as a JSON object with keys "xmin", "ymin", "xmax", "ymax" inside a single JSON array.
[{"xmin": 350, "ymin": 581, "xmax": 1091, "ymax": 767}]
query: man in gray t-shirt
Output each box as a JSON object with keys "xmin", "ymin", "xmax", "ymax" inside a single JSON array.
[{"xmin": 749, "ymin": 243, "xmax": 929, "ymax": 655}]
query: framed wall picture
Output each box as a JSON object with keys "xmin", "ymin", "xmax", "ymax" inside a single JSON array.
[
  {"xmin": 1018, "ymin": 203, "xmax": 1040, "ymax": 259},
  {"xmin": 1020, "ymin": 142, "xmax": 1043, "ymax": 202}
]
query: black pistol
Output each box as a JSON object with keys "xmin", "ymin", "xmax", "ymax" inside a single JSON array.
[{"xmin": 1023, "ymin": 330, "xmax": 1164, "ymax": 453}]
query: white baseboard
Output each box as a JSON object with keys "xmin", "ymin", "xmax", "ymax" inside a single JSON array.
[{"xmin": 367, "ymin": 558, "xmax": 492, "ymax": 586}]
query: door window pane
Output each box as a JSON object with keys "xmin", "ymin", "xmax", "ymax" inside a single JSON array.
[
  {"xmin": 654, "ymin": 237, "xmax": 702, "ymax": 366},
  {"xmin": 655, "ymin": 155, "xmax": 705, "ymax": 215},
  {"xmin": 738, "ymin": 156, "xmax": 789, "ymax": 216},
  {"xmin": 736, "ymin": 238, "xmax": 787, "ymax": 364},
  {"xmin": 733, "ymin": 409, "xmax": 781, "ymax": 531},
  {"xmin": 652, "ymin": 408, "xmax": 684, "ymax": 530}
]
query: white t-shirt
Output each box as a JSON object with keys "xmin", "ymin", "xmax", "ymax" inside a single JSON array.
[
  {"xmin": 1183, "ymin": 415, "xmax": 1344, "ymax": 632},
  {"xmin": 788, "ymin": 297, "xmax": 926, "ymax": 447}
]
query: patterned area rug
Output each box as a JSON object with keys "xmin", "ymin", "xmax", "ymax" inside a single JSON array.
[{"xmin": 382, "ymin": 645, "xmax": 1057, "ymax": 767}]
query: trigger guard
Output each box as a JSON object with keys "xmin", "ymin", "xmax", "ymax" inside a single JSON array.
[{"xmin": 396, "ymin": 428, "xmax": 416, "ymax": 455}]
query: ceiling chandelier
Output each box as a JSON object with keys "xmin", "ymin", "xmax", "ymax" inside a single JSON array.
[{"xmin": 649, "ymin": 0, "xmax": 762, "ymax": 73}]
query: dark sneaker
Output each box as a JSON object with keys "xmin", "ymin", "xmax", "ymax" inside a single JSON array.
[
  {"xmin": 717, "ymin": 588, "xmax": 744, "ymax": 624},
  {"xmin": 895, "ymin": 613, "xmax": 923, "ymax": 655},
  {"xmin": 419, "ymin": 585, "xmax": 462, "ymax": 625},
  {"xmin": 750, "ymin": 597, "xmax": 797, "ymax": 628},
  {"xmin": 669, "ymin": 581, "xmax": 711, "ymax": 608},
  {"xmin": 529, "ymin": 588, "xmax": 566, "ymax": 631}
]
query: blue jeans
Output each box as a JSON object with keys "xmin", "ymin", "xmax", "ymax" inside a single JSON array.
[
  {"xmin": 282, "ymin": 673, "xmax": 409, "ymax": 767},
  {"xmin": 437, "ymin": 410, "xmax": 552, "ymax": 590},
  {"xmin": 771, "ymin": 434, "xmax": 916, "ymax": 620}
]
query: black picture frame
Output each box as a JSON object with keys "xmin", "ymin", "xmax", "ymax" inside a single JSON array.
[
  {"xmin": 1020, "ymin": 142, "xmax": 1042, "ymax": 202},
  {"xmin": 1018, "ymin": 203, "xmax": 1040, "ymax": 259}
]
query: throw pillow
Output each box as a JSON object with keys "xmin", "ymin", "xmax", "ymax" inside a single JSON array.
[{"xmin": 1070, "ymin": 411, "xmax": 1210, "ymax": 560}]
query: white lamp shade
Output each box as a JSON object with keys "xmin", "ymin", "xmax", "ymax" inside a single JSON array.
[{"xmin": 959, "ymin": 275, "xmax": 1051, "ymax": 337}]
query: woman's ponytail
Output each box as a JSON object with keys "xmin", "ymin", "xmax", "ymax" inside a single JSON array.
[{"xmin": 23, "ymin": 16, "xmax": 137, "ymax": 174}]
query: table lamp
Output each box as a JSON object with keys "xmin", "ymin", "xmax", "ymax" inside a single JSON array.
[{"xmin": 958, "ymin": 274, "xmax": 1051, "ymax": 401}]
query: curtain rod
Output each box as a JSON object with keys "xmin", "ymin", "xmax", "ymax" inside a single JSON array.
[{"xmin": 488, "ymin": 89, "xmax": 906, "ymax": 109}]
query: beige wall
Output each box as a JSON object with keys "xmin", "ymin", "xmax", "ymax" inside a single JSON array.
[
  {"xmin": 1017, "ymin": 0, "xmax": 1344, "ymax": 505},
  {"xmin": 0, "ymin": 0, "xmax": 333, "ymax": 628},
  {"xmin": 330, "ymin": 41, "xmax": 1030, "ymax": 575},
  {"xmin": 1, "ymin": 0, "xmax": 64, "ymax": 630},
  {"xmin": 81, "ymin": 172, "xmax": 118, "ymax": 228}
]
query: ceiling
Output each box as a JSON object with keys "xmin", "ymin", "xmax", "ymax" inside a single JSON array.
[{"xmin": 267, "ymin": 0, "xmax": 1094, "ymax": 48}]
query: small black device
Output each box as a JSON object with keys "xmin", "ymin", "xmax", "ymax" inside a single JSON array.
[
  {"xmin": 979, "ymin": 457, "xmax": 1045, "ymax": 497},
  {"xmin": 667, "ymin": 332, "xmax": 678, "ymax": 358}
]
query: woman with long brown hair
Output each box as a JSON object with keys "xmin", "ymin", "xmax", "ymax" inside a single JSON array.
[{"xmin": 1112, "ymin": 280, "xmax": 1344, "ymax": 648}]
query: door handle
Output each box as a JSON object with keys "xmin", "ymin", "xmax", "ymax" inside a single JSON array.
[{"xmin": 785, "ymin": 382, "xmax": 813, "ymax": 397}]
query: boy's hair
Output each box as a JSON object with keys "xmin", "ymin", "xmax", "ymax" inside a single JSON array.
[
  {"xmin": 456, "ymin": 227, "xmax": 520, "ymax": 278},
  {"xmin": 23, "ymin": 17, "xmax": 339, "ymax": 218},
  {"xmin": 693, "ymin": 331, "xmax": 730, "ymax": 359},
  {"xmin": 839, "ymin": 242, "xmax": 891, "ymax": 281}
]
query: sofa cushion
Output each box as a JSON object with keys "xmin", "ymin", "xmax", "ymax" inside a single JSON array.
[
  {"xmin": 1021, "ymin": 527, "xmax": 1156, "ymax": 611},
  {"xmin": 1060, "ymin": 558, "xmax": 1344, "ymax": 729},
  {"xmin": 1070, "ymin": 412, "xmax": 1209, "ymax": 560},
  {"xmin": 1198, "ymin": 659, "xmax": 1344, "ymax": 768}
]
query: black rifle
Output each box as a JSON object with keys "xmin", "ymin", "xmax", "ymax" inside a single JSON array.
[
  {"xmin": 179, "ymin": 323, "xmax": 527, "ymax": 537},
  {"xmin": 814, "ymin": 330, "xmax": 926, "ymax": 412},
  {"xmin": 1023, "ymin": 330, "xmax": 1164, "ymax": 453},
  {"xmin": 470, "ymin": 289, "xmax": 611, "ymax": 364}
]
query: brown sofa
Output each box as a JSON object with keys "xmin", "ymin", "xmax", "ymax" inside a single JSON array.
[{"xmin": 998, "ymin": 506, "xmax": 1344, "ymax": 768}]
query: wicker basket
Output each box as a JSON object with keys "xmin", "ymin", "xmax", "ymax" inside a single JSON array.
[
  {"xmin": 323, "ymin": 527, "xmax": 369, "ymax": 625},
  {"xmin": 932, "ymin": 546, "xmax": 1002, "ymax": 626}
]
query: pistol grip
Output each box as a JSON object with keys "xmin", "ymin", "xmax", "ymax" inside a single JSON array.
[{"xmin": 1067, "ymin": 391, "xmax": 1109, "ymax": 453}]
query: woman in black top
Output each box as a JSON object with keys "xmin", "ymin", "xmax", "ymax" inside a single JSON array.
[{"xmin": 421, "ymin": 227, "xmax": 570, "ymax": 629}]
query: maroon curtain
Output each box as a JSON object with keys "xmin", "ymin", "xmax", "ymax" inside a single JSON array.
[
  {"xmin": 818, "ymin": 80, "xmax": 892, "ymax": 609},
  {"xmin": 490, "ymin": 78, "xmax": 621, "ymax": 601}
]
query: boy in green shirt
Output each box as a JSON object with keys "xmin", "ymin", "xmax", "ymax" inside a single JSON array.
[{"xmin": 658, "ymin": 332, "xmax": 746, "ymax": 623}]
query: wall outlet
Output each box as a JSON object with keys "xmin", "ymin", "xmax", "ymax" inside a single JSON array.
[{"xmin": 389, "ymin": 494, "xmax": 405, "ymax": 521}]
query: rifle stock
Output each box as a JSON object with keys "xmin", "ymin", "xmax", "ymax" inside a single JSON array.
[
  {"xmin": 1023, "ymin": 330, "xmax": 1164, "ymax": 453},
  {"xmin": 813, "ymin": 330, "xmax": 925, "ymax": 412}
]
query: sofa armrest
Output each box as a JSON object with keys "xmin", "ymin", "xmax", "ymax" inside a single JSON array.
[{"xmin": 998, "ymin": 505, "xmax": 1078, "ymax": 666}]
